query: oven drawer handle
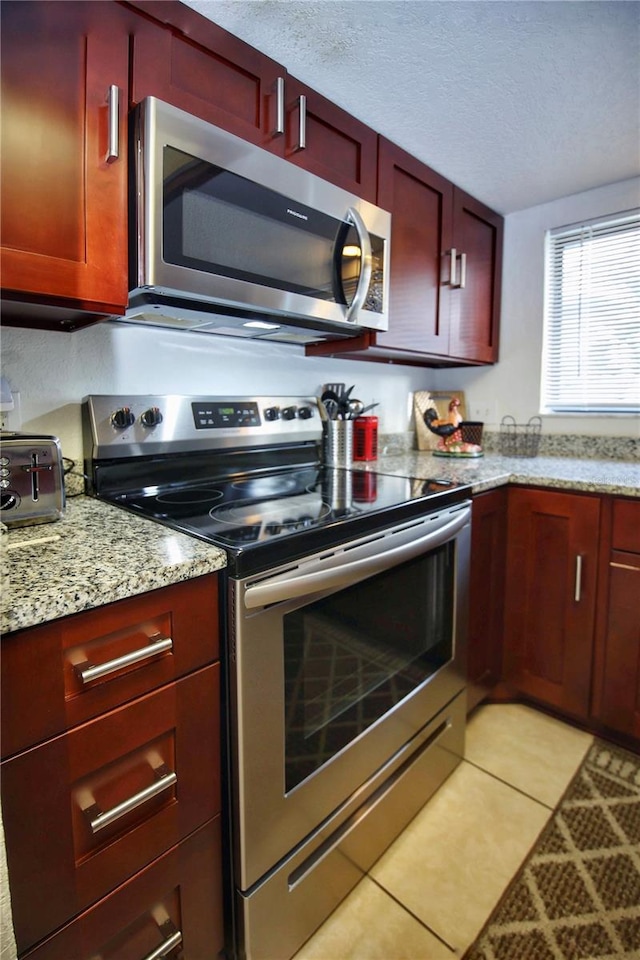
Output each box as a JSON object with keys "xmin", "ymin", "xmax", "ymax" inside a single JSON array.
[
  {"xmin": 244, "ymin": 507, "xmax": 470, "ymax": 609},
  {"xmin": 75, "ymin": 634, "xmax": 173, "ymax": 684}
]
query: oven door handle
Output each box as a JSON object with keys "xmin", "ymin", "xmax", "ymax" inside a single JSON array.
[{"xmin": 244, "ymin": 507, "xmax": 470, "ymax": 609}]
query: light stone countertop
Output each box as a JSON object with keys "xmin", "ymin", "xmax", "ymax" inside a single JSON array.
[
  {"xmin": 1, "ymin": 496, "xmax": 227, "ymax": 635},
  {"xmin": 355, "ymin": 449, "xmax": 640, "ymax": 499},
  {"xmin": 1, "ymin": 453, "xmax": 637, "ymax": 636}
]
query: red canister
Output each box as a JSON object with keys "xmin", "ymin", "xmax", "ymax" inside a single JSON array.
[{"xmin": 352, "ymin": 416, "xmax": 378, "ymax": 461}]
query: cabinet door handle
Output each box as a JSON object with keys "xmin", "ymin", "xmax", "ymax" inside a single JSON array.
[
  {"xmin": 75, "ymin": 634, "xmax": 173, "ymax": 684},
  {"xmin": 87, "ymin": 768, "xmax": 178, "ymax": 834},
  {"xmin": 273, "ymin": 76, "xmax": 285, "ymax": 136},
  {"xmin": 610, "ymin": 561, "xmax": 640, "ymax": 572},
  {"xmin": 459, "ymin": 252, "xmax": 467, "ymax": 289},
  {"xmin": 297, "ymin": 94, "xmax": 307, "ymax": 150},
  {"xmin": 449, "ymin": 248, "xmax": 458, "ymax": 286},
  {"xmin": 106, "ymin": 84, "xmax": 120, "ymax": 162},
  {"xmin": 142, "ymin": 928, "xmax": 183, "ymax": 960},
  {"xmin": 574, "ymin": 554, "xmax": 583, "ymax": 602}
]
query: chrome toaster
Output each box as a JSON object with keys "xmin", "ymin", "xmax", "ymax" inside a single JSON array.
[{"xmin": 0, "ymin": 432, "xmax": 65, "ymax": 527}]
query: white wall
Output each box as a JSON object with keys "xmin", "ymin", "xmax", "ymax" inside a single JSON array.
[
  {"xmin": 0, "ymin": 323, "xmax": 435, "ymax": 462},
  {"xmin": 438, "ymin": 176, "xmax": 640, "ymax": 437},
  {"xmin": 2, "ymin": 177, "xmax": 638, "ymax": 462}
]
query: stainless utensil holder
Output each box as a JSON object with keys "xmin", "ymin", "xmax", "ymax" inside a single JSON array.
[{"xmin": 323, "ymin": 420, "xmax": 353, "ymax": 468}]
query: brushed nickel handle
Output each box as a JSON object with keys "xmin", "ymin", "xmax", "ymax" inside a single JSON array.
[
  {"xmin": 87, "ymin": 768, "xmax": 177, "ymax": 834},
  {"xmin": 459, "ymin": 252, "xmax": 467, "ymax": 289},
  {"xmin": 106, "ymin": 84, "xmax": 120, "ymax": 162},
  {"xmin": 574, "ymin": 554, "xmax": 583, "ymax": 602},
  {"xmin": 141, "ymin": 927, "xmax": 182, "ymax": 960},
  {"xmin": 449, "ymin": 248, "xmax": 458, "ymax": 286},
  {"xmin": 75, "ymin": 634, "xmax": 173, "ymax": 684},
  {"xmin": 297, "ymin": 94, "xmax": 307, "ymax": 150},
  {"xmin": 343, "ymin": 207, "xmax": 372, "ymax": 323},
  {"xmin": 273, "ymin": 76, "xmax": 285, "ymax": 136},
  {"xmin": 610, "ymin": 561, "xmax": 639, "ymax": 572}
]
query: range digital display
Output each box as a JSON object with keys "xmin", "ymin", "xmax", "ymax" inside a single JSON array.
[{"xmin": 192, "ymin": 401, "xmax": 261, "ymax": 429}]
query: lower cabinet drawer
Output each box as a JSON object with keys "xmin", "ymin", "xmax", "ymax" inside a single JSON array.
[
  {"xmin": 2, "ymin": 664, "xmax": 220, "ymax": 954},
  {"xmin": 22, "ymin": 817, "xmax": 225, "ymax": 960}
]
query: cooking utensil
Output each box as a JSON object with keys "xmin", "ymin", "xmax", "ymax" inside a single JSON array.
[
  {"xmin": 346, "ymin": 399, "xmax": 364, "ymax": 419},
  {"xmin": 322, "ymin": 383, "xmax": 346, "ymax": 399},
  {"xmin": 358, "ymin": 402, "xmax": 380, "ymax": 416}
]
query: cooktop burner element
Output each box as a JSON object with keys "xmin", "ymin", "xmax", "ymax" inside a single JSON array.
[{"xmin": 83, "ymin": 394, "xmax": 471, "ymax": 576}]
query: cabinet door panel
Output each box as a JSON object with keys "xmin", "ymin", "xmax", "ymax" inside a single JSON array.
[
  {"xmin": 592, "ymin": 498, "xmax": 640, "ymax": 741},
  {"xmin": 284, "ymin": 77, "xmax": 378, "ymax": 202},
  {"xmin": 0, "ymin": 0, "xmax": 129, "ymax": 314},
  {"xmin": 594, "ymin": 551, "xmax": 640, "ymax": 737},
  {"xmin": 376, "ymin": 138, "xmax": 452, "ymax": 355},
  {"xmin": 130, "ymin": 7, "xmax": 283, "ymax": 150},
  {"xmin": 1, "ymin": 665, "xmax": 220, "ymax": 954},
  {"xmin": 468, "ymin": 489, "xmax": 507, "ymax": 712},
  {"xmin": 22, "ymin": 818, "xmax": 224, "ymax": 960},
  {"xmin": 504, "ymin": 488, "xmax": 600, "ymax": 719},
  {"xmin": 449, "ymin": 190, "xmax": 502, "ymax": 363}
]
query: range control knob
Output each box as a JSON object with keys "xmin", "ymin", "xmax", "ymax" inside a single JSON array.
[
  {"xmin": 298, "ymin": 406, "xmax": 313, "ymax": 420},
  {"xmin": 263, "ymin": 406, "xmax": 280, "ymax": 422},
  {"xmin": 141, "ymin": 406, "xmax": 163, "ymax": 427},
  {"xmin": 111, "ymin": 407, "xmax": 135, "ymax": 429},
  {"xmin": 282, "ymin": 406, "xmax": 297, "ymax": 421},
  {"xmin": 0, "ymin": 491, "xmax": 19, "ymax": 511}
]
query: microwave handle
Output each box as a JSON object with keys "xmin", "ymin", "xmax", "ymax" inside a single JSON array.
[{"xmin": 343, "ymin": 207, "xmax": 373, "ymax": 323}]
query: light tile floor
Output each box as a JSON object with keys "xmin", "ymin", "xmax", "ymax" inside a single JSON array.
[{"xmin": 293, "ymin": 703, "xmax": 593, "ymax": 960}]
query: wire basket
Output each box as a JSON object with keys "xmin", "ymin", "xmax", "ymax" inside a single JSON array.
[
  {"xmin": 459, "ymin": 421, "xmax": 484, "ymax": 446},
  {"xmin": 499, "ymin": 416, "xmax": 542, "ymax": 458}
]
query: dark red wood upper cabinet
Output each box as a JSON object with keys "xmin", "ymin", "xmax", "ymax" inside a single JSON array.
[
  {"xmin": 503, "ymin": 487, "xmax": 601, "ymax": 721},
  {"xmin": 283, "ymin": 75, "xmax": 378, "ymax": 203},
  {"xmin": 129, "ymin": 0, "xmax": 285, "ymax": 150},
  {"xmin": 0, "ymin": 1, "xmax": 131, "ymax": 325},
  {"xmin": 306, "ymin": 139, "xmax": 503, "ymax": 367},
  {"xmin": 374, "ymin": 138, "xmax": 453, "ymax": 356},
  {"xmin": 449, "ymin": 189, "xmax": 503, "ymax": 363}
]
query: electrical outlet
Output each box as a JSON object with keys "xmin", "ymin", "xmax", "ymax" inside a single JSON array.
[
  {"xmin": 469, "ymin": 401, "xmax": 498, "ymax": 425},
  {"xmin": 0, "ymin": 391, "xmax": 22, "ymax": 431}
]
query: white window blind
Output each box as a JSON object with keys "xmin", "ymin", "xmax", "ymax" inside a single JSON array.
[{"xmin": 542, "ymin": 209, "xmax": 640, "ymax": 414}]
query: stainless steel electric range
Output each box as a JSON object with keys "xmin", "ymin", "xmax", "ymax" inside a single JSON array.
[{"xmin": 83, "ymin": 394, "xmax": 472, "ymax": 960}]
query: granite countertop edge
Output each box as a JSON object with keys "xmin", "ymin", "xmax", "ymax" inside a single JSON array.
[{"xmin": 2, "ymin": 453, "xmax": 638, "ymax": 635}]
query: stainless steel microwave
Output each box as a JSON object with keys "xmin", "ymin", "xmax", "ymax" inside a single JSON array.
[{"xmin": 122, "ymin": 97, "xmax": 391, "ymax": 344}]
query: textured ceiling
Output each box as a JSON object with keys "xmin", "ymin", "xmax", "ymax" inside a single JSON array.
[{"xmin": 181, "ymin": 0, "xmax": 640, "ymax": 214}]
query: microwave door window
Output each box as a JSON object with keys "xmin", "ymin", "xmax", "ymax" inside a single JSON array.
[{"xmin": 162, "ymin": 146, "xmax": 345, "ymax": 303}]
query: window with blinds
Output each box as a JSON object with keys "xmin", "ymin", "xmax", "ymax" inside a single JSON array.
[{"xmin": 541, "ymin": 209, "xmax": 640, "ymax": 414}]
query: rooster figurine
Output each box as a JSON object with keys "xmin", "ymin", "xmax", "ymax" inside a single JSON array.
[
  {"xmin": 423, "ymin": 397, "xmax": 482, "ymax": 456},
  {"xmin": 423, "ymin": 397, "xmax": 462, "ymax": 438}
]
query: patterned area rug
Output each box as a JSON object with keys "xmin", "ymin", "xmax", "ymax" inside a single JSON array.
[{"xmin": 464, "ymin": 739, "xmax": 640, "ymax": 960}]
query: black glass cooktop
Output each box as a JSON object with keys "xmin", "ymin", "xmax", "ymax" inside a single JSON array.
[{"xmin": 108, "ymin": 465, "xmax": 470, "ymax": 576}]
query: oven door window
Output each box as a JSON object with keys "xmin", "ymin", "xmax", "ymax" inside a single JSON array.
[
  {"xmin": 283, "ymin": 543, "xmax": 454, "ymax": 792},
  {"xmin": 162, "ymin": 145, "xmax": 384, "ymax": 307}
]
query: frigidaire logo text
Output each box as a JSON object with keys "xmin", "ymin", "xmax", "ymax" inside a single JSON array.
[{"xmin": 286, "ymin": 208, "xmax": 308, "ymax": 221}]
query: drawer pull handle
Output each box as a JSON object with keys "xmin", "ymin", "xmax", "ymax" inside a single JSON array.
[
  {"xmin": 75, "ymin": 634, "xmax": 173, "ymax": 684},
  {"xmin": 142, "ymin": 928, "xmax": 183, "ymax": 960},
  {"xmin": 106, "ymin": 84, "xmax": 120, "ymax": 162},
  {"xmin": 449, "ymin": 248, "xmax": 457, "ymax": 286},
  {"xmin": 574, "ymin": 554, "xmax": 583, "ymax": 602},
  {"xmin": 610, "ymin": 561, "xmax": 639, "ymax": 572},
  {"xmin": 88, "ymin": 768, "xmax": 177, "ymax": 834},
  {"xmin": 273, "ymin": 76, "xmax": 285, "ymax": 136}
]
